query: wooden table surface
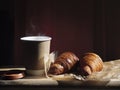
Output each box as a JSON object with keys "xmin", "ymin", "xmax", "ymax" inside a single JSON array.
[{"xmin": 0, "ymin": 59, "xmax": 120, "ymax": 87}]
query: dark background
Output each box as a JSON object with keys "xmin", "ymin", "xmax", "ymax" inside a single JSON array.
[
  {"xmin": 0, "ymin": 0, "xmax": 120, "ymax": 66},
  {"xmin": 0, "ymin": 0, "xmax": 14, "ymax": 66}
]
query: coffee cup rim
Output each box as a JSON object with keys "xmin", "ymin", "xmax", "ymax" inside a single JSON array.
[{"xmin": 20, "ymin": 36, "xmax": 52, "ymax": 41}]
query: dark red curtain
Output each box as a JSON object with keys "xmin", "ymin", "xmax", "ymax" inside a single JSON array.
[
  {"xmin": 13, "ymin": 0, "xmax": 120, "ymax": 65},
  {"xmin": 94, "ymin": 0, "xmax": 120, "ymax": 60},
  {"xmin": 14, "ymin": 0, "xmax": 94, "ymax": 65}
]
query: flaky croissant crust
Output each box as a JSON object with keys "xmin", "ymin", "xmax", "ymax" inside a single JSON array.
[
  {"xmin": 78, "ymin": 53, "xmax": 103, "ymax": 75},
  {"xmin": 48, "ymin": 52, "xmax": 79, "ymax": 75},
  {"xmin": 48, "ymin": 52, "xmax": 103, "ymax": 76}
]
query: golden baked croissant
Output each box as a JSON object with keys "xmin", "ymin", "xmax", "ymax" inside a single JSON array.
[
  {"xmin": 48, "ymin": 52, "xmax": 79, "ymax": 75},
  {"xmin": 77, "ymin": 52, "xmax": 103, "ymax": 76}
]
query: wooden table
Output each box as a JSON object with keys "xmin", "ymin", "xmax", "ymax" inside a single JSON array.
[{"xmin": 0, "ymin": 59, "xmax": 120, "ymax": 89}]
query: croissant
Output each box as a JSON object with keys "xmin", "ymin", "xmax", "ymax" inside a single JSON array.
[
  {"xmin": 48, "ymin": 52, "xmax": 79, "ymax": 75},
  {"xmin": 77, "ymin": 52, "xmax": 103, "ymax": 76}
]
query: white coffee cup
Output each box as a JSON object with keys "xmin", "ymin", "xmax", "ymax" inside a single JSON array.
[{"xmin": 20, "ymin": 36, "xmax": 52, "ymax": 76}]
